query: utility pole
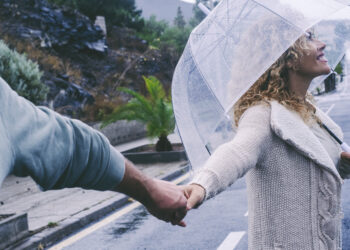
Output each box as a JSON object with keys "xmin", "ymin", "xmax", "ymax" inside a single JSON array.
[
  {"xmin": 198, "ymin": 0, "xmax": 220, "ymax": 15},
  {"xmin": 208, "ymin": 0, "xmax": 214, "ymax": 9}
]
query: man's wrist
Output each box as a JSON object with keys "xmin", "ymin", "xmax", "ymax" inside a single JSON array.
[{"xmin": 115, "ymin": 158, "xmax": 153, "ymax": 206}]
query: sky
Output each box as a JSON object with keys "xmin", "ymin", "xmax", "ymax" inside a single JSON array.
[
  {"xmin": 135, "ymin": 0, "xmax": 194, "ymax": 22},
  {"xmin": 180, "ymin": 0, "xmax": 196, "ymax": 3}
]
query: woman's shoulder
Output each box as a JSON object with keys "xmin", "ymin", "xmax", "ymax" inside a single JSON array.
[{"xmin": 239, "ymin": 101, "xmax": 271, "ymax": 125}]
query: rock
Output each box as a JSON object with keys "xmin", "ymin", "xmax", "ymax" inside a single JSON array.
[
  {"xmin": 108, "ymin": 26, "xmax": 148, "ymax": 52},
  {"xmin": 47, "ymin": 77, "xmax": 94, "ymax": 117},
  {"xmin": 0, "ymin": 0, "xmax": 107, "ymax": 53}
]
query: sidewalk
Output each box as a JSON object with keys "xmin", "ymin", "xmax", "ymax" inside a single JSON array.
[{"xmin": 0, "ymin": 134, "xmax": 189, "ymax": 249}]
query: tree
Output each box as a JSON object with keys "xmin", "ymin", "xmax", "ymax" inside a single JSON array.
[
  {"xmin": 139, "ymin": 15, "xmax": 169, "ymax": 47},
  {"xmin": 174, "ymin": 7, "xmax": 186, "ymax": 29},
  {"xmin": 160, "ymin": 26, "xmax": 192, "ymax": 54},
  {"xmin": 189, "ymin": 0, "xmax": 207, "ymax": 27},
  {"xmin": 102, "ymin": 76, "xmax": 175, "ymax": 151},
  {"xmin": 189, "ymin": 0, "xmax": 220, "ymax": 27}
]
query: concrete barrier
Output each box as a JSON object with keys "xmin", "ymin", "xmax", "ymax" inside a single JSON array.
[
  {"xmin": 0, "ymin": 213, "xmax": 29, "ymax": 249},
  {"xmin": 92, "ymin": 120, "xmax": 147, "ymax": 145}
]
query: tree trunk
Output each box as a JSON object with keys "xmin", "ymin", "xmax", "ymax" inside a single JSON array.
[{"xmin": 155, "ymin": 135, "xmax": 173, "ymax": 152}]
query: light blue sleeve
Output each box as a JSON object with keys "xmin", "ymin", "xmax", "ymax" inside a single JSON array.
[{"xmin": 0, "ymin": 77, "xmax": 125, "ymax": 191}]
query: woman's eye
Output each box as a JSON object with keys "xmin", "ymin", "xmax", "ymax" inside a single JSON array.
[{"xmin": 305, "ymin": 32, "xmax": 315, "ymax": 40}]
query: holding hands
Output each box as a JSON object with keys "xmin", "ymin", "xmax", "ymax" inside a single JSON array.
[
  {"xmin": 118, "ymin": 158, "xmax": 208, "ymax": 227},
  {"xmin": 144, "ymin": 182, "xmax": 206, "ymax": 227},
  {"xmin": 144, "ymin": 179, "xmax": 188, "ymax": 227},
  {"xmin": 181, "ymin": 184, "xmax": 206, "ymax": 210}
]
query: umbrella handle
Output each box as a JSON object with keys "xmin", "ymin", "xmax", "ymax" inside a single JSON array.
[{"xmin": 341, "ymin": 142, "xmax": 350, "ymax": 153}]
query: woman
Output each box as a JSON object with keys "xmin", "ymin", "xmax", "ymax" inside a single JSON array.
[{"xmin": 182, "ymin": 31, "xmax": 350, "ymax": 249}]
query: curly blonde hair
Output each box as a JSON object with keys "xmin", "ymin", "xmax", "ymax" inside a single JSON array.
[{"xmin": 233, "ymin": 34, "xmax": 320, "ymax": 126}]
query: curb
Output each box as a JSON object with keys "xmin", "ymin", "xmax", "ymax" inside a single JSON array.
[
  {"xmin": 0, "ymin": 213, "xmax": 29, "ymax": 249},
  {"xmin": 122, "ymin": 143, "xmax": 188, "ymax": 164},
  {"xmin": 10, "ymin": 164, "xmax": 190, "ymax": 250}
]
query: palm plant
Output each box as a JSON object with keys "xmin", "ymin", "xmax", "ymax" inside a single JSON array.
[{"xmin": 102, "ymin": 76, "xmax": 175, "ymax": 151}]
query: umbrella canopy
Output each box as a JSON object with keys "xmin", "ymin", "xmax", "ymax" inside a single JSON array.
[{"xmin": 172, "ymin": 0, "xmax": 350, "ymax": 170}]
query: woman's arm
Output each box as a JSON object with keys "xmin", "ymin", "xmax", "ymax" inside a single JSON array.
[{"xmin": 187, "ymin": 104, "xmax": 272, "ymax": 205}]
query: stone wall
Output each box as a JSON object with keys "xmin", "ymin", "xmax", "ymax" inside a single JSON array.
[{"xmin": 92, "ymin": 120, "xmax": 147, "ymax": 146}]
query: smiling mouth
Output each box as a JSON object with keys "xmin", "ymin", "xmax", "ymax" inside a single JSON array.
[{"xmin": 317, "ymin": 53, "xmax": 328, "ymax": 63}]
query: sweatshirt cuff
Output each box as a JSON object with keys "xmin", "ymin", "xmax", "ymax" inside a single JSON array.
[
  {"xmin": 190, "ymin": 169, "xmax": 220, "ymax": 200},
  {"xmin": 97, "ymin": 145, "xmax": 125, "ymax": 190}
]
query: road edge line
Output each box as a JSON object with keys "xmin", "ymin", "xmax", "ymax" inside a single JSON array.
[{"xmin": 11, "ymin": 165, "xmax": 191, "ymax": 250}]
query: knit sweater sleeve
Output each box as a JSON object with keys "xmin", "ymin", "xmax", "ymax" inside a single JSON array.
[{"xmin": 191, "ymin": 104, "xmax": 272, "ymax": 200}]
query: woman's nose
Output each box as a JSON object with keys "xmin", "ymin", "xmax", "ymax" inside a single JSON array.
[{"xmin": 317, "ymin": 40, "xmax": 326, "ymax": 51}]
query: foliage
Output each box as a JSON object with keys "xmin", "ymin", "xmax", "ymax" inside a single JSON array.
[
  {"xmin": 138, "ymin": 15, "xmax": 168, "ymax": 48},
  {"xmin": 139, "ymin": 1, "xmax": 223, "ymax": 54},
  {"xmin": 0, "ymin": 40, "xmax": 48, "ymax": 104},
  {"xmin": 334, "ymin": 61, "xmax": 343, "ymax": 75},
  {"xmin": 47, "ymin": 0, "xmax": 144, "ymax": 30},
  {"xmin": 102, "ymin": 76, "xmax": 175, "ymax": 151},
  {"xmin": 174, "ymin": 7, "xmax": 186, "ymax": 29},
  {"xmin": 47, "ymin": 222, "xmax": 59, "ymax": 228},
  {"xmin": 139, "ymin": 15, "xmax": 191, "ymax": 54},
  {"xmin": 189, "ymin": 0, "xmax": 207, "ymax": 27},
  {"xmin": 160, "ymin": 26, "xmax": 192, "ymax": 54},
  {"xmin": 189, "ymin": 0, "xmax": 220, "ymax": 27}
]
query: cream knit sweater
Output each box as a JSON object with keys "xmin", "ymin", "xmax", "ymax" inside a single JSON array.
[{"xmin": 192, "ymin": 101, "xmax": 349, "ymax": 250}]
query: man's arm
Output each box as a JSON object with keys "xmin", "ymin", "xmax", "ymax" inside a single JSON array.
[
  {"xmin": 116, "ymin": 158, "xmax": 187, "ymax": 226},
  {"xmin": 0, "ymin": 77, "xmax": 187, "ymax": 225}
]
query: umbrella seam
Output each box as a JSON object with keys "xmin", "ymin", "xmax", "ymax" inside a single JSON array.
[
  {"xmin": 188, "ymin": 39, "xmax": 229, "ymax": 148},
  {"xmin": 250, "ymin": 0, "xmax": 305, "ymax": 32}
]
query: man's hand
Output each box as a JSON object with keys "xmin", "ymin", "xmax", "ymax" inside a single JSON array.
[
  {"xmin": 144, "ymin": 179, "xmax": 187, "ymax": 227},
  {"xmin": 181, "ymin": 184, "xmax": 206, "ymax": 210},
  {"xmin": 341, "ymin": 152, "xmax": 350, "ymax": 164},
  {"xmin": 115, "ymin": 159, "xmax": 187, "ymax": 227}
]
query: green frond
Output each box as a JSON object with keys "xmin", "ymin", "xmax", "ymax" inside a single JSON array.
[
  {"xmin": 142, "ymin": 76, "xmax": 166, "ymax": 102},
  {"xmin": 118, "ymin": 87, "xmax": 154, "ymax": 114},
  {"xmin": 102, "ymin": 76, "xmax": 175, "ymax": 142}
]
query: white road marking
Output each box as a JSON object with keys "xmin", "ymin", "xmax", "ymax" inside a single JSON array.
[
  {"xmin": 244, "ymin": 211, "xmax": 248, "ymax": 217},
  {"xmin": 217, "ymin": 231, "xmax": 246, "ymax": 250},
  {"xmin": 326, "ymin": 104, "xmax": 335, "ymax": 115},
  {"xmin": 49, "ymin": 173, "xmax": 191, "ymax": 250}
]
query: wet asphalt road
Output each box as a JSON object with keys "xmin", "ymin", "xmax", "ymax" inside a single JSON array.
[
  {"xmin": 62, "ymin": 179, "xmax": 248, "ymax": 250},
  {"xmin": 56, "ymin": 63, "xmax": 350, "ymax": 250}
]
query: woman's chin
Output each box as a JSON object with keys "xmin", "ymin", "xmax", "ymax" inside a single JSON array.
[
  {"xmin": 318, "ymin": 65, "xmax": 331, "ymax": 76},
  {"xmin": 323, "ymin": 66, "xmax": 331, "ymax": 75}
]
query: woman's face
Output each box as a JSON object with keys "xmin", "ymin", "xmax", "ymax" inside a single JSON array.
[{"xmin": 296, "ymin": 32, "xmax": 331, "ymax": 78}]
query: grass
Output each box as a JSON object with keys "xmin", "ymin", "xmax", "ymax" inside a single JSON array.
[{"xmin": 47, "ymin": 222, "xmax": 59, "ymax": 228}]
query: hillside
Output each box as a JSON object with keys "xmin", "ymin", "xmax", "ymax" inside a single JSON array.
[{"xmin": 0, "ymin": 0, "xmax": 180, "ymax": 122}]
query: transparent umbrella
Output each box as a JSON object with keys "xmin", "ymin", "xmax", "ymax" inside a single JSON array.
[{"xmin": 172, "ymin": 0, "xmax": 350, "ymax": 170}]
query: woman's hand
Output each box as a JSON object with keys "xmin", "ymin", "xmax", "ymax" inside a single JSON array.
[
  {"xmin": 181, "ymin": 184, "xmax": 206, "ymax": 210},
  {"xmin": 341, "ymin": 152, "xmax": 350, "ymax": 164}
]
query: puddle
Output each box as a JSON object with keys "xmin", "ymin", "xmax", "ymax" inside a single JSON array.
[{"xmin": 110, "ymin": 207, "xmax": 149, "ymax": 238}]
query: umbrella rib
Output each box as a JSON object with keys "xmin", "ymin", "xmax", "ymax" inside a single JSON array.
[
  {"xmin": 250, "ymin": 0, "xmax": 304, "ymax": 32},
  {"xmin": 194, "ymin": 34, "xmax": 226, "ymax": 62},
  {"xmin": 226, "ymin": 1, "xmax": 258, "ymax": 35},
  {"xmin": 226, "ymin": 0, "xmax": 251, "ymax": 34}
]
